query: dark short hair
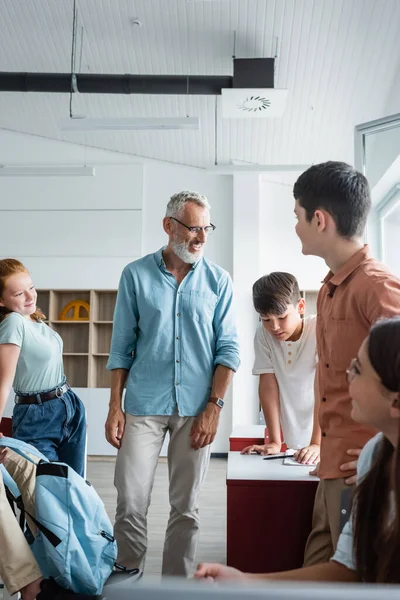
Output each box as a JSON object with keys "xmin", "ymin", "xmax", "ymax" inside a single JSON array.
[
  {"xmin": 252, "ymin": 272, "xmax": 300, "ymax": 316},
  {"xmin": 293, "ymin": 161, "xmax": 371, "ymax": 239}
]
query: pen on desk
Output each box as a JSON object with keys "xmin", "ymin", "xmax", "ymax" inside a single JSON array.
[{"xmin": 263, "ymin": 454, "xmax": 295, "ymax": 460}]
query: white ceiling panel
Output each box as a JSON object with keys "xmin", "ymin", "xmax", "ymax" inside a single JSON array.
[{"xmin": 0, "ymin": 0, "xmax": 399, "ymax": 168}]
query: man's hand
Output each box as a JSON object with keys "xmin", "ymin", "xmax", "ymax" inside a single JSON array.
[
  {"xmin": 105, "ymin": 408, "xmax": 126, "ymax": 449},
  {"xmin": 190, "ymin": 403, "xmax": 220, "ymax": 450},
  {"xmin": 194, "ymin": 562, "xmax": 245, "ymax": 581},
  {"xmin": 340, "ymin": 448, "xmax": 361, "ymax": 485},
  {"xmin": 293, "ymin": 443, "xmax": 320, "ymax": 465},
  {"xmin": 20, "ymin": 576, "xmax": 43, "ymax": 600},
  {"xmin": 241, "ymin": 442, "xmax": 281, "ymax": 456}
]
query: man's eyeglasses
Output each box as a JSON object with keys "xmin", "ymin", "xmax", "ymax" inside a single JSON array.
[{"xmin": 170, "ymin": 216, "xmax": 216, "ymax": 235}]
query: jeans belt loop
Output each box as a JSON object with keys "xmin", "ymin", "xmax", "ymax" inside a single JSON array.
[{"xmin": 36, "ymin": 393, "xmax": 42, "ymax": 405}]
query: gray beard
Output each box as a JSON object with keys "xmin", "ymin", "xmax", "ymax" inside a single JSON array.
[{"xmin": 171, "ymin": 240, "xmax": 203, "ymax": 264}]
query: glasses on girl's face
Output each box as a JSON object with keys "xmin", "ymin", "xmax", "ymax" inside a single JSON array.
[{"xmin": 346, "ymin": 358, "xmax": 360, "ymax": 383}]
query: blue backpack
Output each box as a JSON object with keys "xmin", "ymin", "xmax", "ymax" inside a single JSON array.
[{"xmin": 0, "ymin": 437, "xmax": 117, "ymax": 596}]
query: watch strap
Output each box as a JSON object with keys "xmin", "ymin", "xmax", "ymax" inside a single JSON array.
[{"xmin": 208, "ymin": 397, "xmax": 224, "ymax": 408}]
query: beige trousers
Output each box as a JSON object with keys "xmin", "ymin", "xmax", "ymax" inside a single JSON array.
[
  {"xmin": 0, "ymin": 449, "xmax": 42, "ymax": 595},
  {"xmin": 114, "ymin": 413, "xmax": 211, "ymax": 577},
  {"xmin": 303, "ymin": 478, "xmax": 353, "ymax": 566}
]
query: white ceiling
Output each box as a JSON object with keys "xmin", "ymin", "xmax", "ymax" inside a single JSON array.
[{"xmin": 0, "ymin": 0, "xmax": 400, "ymax": 169}]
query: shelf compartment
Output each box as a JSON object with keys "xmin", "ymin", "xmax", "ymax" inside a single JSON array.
[
  {"xmin": 93, "ymin": 355, "xmax": 112, "ymax": 388},
  {"xmin": 93, "ymin": 322, "xmax": 113, "ymax": 354},
  {"xmin": 92, "ymin": 291, "xmax": 117, "ymax": 322},
  {"xmin": 52, "ymin": 322, "xmax": 89, "ymax": 353},
  {"xmin": 36, "ymin": 290, "xmax": 50, "ymax": 319},
  {"xmin": 50, "ymin": 291, "xmax": 91, "ymax": 322},
  {"xmin": 63, "ymin": 355, "xmax": 88, "ymax": 388}
]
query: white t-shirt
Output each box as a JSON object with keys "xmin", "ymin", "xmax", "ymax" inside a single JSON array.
[{"xmin": 252, "ymin": 315, "xmax": 317, "ymax": 449}]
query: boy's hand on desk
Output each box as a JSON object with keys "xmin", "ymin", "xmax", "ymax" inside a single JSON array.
[
  {"xmin": 340, "ymin": 448, "xmax": 362, "ymax": 485},
  {"xmin": 241, "ymin": 442, "xmax": 281, "ymax": 456},
  {"xmin": 194, "ymin": 563, "xmax": 245, "ymax": 581},
  {"xmin": 293, "ymin": 444, "xmax": 320, "ymax": 465},
  {"xmin": 309, "ymin": 461, "xmax": 320, "ymax": 477}
]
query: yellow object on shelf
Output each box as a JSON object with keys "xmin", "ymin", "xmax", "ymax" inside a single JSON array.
[{"xmin": 59, "ymin": 300, "xmax": 90, "ymax": 321}]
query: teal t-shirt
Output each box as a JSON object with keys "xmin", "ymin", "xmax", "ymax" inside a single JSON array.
[{"xmin": 0, "ymin": 312, "xmax": 65, "ymax": 393}]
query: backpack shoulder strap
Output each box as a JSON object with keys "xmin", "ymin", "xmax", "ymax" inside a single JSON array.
[
  {"xmin": 0, "ymin": 463, "xmax": 21, "ymax": 499},
  {"xmin": 0, "ymin": 436, "xmax": 48, "ymax": 464}
]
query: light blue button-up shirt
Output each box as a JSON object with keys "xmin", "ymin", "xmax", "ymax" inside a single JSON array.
[{"xmin": 107, "ymin": 248, "xmax": 240, "ymax": 417}]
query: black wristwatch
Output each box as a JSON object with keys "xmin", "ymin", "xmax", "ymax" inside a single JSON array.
[{"xmin": 208, "ymin": 397, "xmax": 224, "ymax": 409}]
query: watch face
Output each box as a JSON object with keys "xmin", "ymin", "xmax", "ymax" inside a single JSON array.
[{"xmin": 216, "ymin": 398, "xmax": 224, "ymax": 408}]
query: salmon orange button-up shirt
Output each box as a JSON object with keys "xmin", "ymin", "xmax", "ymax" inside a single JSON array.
[{"xmin": 317, "ymin": 246, "xmax": 400, "ymax": 480}]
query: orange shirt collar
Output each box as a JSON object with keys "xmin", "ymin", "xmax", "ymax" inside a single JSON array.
[{"xmin": 322, "ymin": 245, "xmax": 370, "ymax": 288}]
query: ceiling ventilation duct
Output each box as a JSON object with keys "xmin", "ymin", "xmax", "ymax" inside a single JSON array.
[
  {"xmin": 221, "ymin": 58, "xmax": 287, "ymax": 119},
  {"xmin": 0, "ymin": 58, "xmax": 280, "ymax": 98}
]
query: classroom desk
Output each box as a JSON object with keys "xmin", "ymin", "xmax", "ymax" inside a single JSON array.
[{"xmin": 227, "ymin": 427, "xmax": 318, "ymax": 574}]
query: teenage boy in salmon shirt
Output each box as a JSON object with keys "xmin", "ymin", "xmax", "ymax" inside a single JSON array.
[{"xmin": 292, "ymin": 161, "xmax": 400, "ymax": 565}]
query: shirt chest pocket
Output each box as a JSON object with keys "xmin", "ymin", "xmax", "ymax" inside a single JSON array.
[
  {"xmin": 184, "ymin": 290, "xmax": 218, "ymax": 323},
  {"xmin": 328, "ymin": 318, "xmax": 365, "ymax": 371}
]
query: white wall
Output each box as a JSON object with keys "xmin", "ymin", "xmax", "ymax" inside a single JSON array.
[
  {"xmin": 231, "ymin": 174, "xmax": 260, "ymax": 428},
  {"xmin": 259, "ymin": 180, "xmax": 327, "ymax": 289},
  {"xmin": 0, "ymin": 130, "xmax": 143, "ymax": 289}
]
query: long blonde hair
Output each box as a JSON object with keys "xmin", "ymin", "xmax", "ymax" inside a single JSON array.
[{"xmin": 0, "ymin": 258, "xmax": 45, "ymax": 323}]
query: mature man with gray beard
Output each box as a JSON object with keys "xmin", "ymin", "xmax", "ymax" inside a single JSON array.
[{"xmin": 105, "ymin": 191, "xmax": 240, "ymax": 577}]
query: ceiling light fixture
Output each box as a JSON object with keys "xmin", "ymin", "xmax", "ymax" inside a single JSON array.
[
  {"xmin": 59, "ymin": 117, "xmax": 200, "ymax": 131},
  {"xmin": 0, "ymin": 166, "xmax": 95, "ymax": 177}
]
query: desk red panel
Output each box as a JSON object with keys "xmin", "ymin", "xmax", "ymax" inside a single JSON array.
[{"xmin": 227, "ymin": 478, "xmax": 318, "ymax": 573}]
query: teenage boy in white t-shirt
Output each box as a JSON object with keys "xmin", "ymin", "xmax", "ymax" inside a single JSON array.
[{"xmin": 242, "ymin": 272, "xmax": 320, "ymax": 465}]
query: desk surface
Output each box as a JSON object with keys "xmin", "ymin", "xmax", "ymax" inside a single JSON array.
[{"xmin": 227, "ymin": 451, "xmax": 318, "ymax": 482}]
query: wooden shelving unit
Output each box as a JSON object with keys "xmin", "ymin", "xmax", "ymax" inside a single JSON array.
[{"xmin": 36, "ymin": 289, "xmax": 117, "ymax": 388}]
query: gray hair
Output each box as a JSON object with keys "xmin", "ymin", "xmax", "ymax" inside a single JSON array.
[{"xmin": 165, "ymin": 190, "xmax": 211, "ymax": 218}]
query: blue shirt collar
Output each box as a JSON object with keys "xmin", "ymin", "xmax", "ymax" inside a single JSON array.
[{"xmin": 155, "ymin": 246, "xmax": 202, "ymax": 271}]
